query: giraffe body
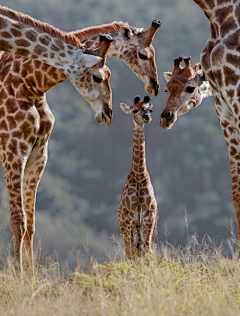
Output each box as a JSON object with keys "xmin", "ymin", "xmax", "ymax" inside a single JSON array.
[
  {"xmin": 0, "ymin": 6, "xmax": 115, "ymax": 274},
  {"xmin": 160, "ymin": 0, "xmax": 240, "ymax": 254},
  {"xmin": 118, "ymin": 96, "xmax": 158, "ymax": 260}
]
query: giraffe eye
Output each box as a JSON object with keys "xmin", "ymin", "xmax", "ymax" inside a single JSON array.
[
  {"xmin": 132, "ymin": 109, "xmax": 139, "ymax": 114},
  {"xmin": 93, "ymin": 75, "xmax": 103, "ymax": 83},
  {"xmin": 138, "ymin": 53, "xmax": 148, "ymax": 60},
  {"xmin": 164, "ymin": 89, "xmax": 168, "ymax": 94},
  {"xmin": 186, "ymin": 86, "xmax": 196, "ymax": 93}
]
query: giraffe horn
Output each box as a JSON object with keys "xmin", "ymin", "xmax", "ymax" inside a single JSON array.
[
  {"xmin": 86, "ymin": 34, "xmax": 113, "ymax": 65},
  {"xmin": 139, "ymin": 19, "xmax": 161, "ymax": 46},
  {"xmin": 172, "ymin": 56, "xmax": 182, "ymax": 73},
  {"xmin": 183, "ymin": 56, "xmax": 192, "ymax": 70}
]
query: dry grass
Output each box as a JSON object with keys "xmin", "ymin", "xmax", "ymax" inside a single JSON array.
[{"xmin": 1, "ymin": 235, "xmax": 240, "ymax": 316}]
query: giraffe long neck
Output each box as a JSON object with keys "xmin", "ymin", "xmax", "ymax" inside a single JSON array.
[
  {"xmin": 0, "ymin": 13, "xmax": 84, "ymax": 77},
  {"xmin": 130, "ymin": 120, "xmax": 148, "ymax": 182},
  {"xmin": 193, "ymin": 0, "xmax": 233, "ymax": 21}
]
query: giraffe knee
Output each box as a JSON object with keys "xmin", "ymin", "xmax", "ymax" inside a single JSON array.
[{"xmin": 10, "ymin": 217, "xmax": 27, "ymax": 239}]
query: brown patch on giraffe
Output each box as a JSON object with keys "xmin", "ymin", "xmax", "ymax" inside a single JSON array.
[
  {"xmin": 39, "ymin": 35, "xmax": 51, "ymax": 46},
  {"xmin": 19, "ymin": 121, "xmax": 32, "ymax": 140},
  {"xmin": 212, "ymin": 69, "xmax": 224, "ymax": 87},
  {"xmin": 25, "ymin": 30, "xmax": 37, "ymax": 42},
  {"xmin": 50, "ymin": 44, "xmax": 60, "ymax": 52},
  {"xmin": 7, "ymin": 151, "xmax": 14, "ymax": 163},
  {"xmin": 54, "ymin": 39, "xmax": 65, "ymax": 50},
  {"xmin": 10, "ymin": 28, "xmax": 22, "ymax": 37},
  {"xmin": 233, "ymin": 103, "xmax": 239, "ymax": 115},
  {"xmin": 15, "ymin": 48, "xmax": 30, "ymax": 57},
  {"xmin": 224, "ymin": 66, "xmax": 240, "ymax": 86},
  {"xmin": 1, "ymin": 31, "xmax": 12, "ymax": 38},
  {"xmin": 0, "ymin": 107, "xmax": 5, "ymax": 119},
  {"xmin": 220, "ymin": 19, "xmax": 237, "ymax": 38},
  {"xmin": 19, "ymin": 142, "xmax": 29, "ymax": 156},
  {"xmin": 211, "ymin": 45, "xmax": 224, "ymax": 66},
  {"xmin": 15, "ymin": 39, "xmax": 31, "ymax": 47},
  {"xmin": 5, "ymin": 98, "xmax": 18, "ymax": 114},
  {"xmin": 230, "ymin": 138, "xmax": 239, "ymax": 145},
  {"xmin": 34, "ymin": 45, "xmax": 47, "ymax": 55},
  {"xmin": 0, "ymin": 40, "xmax": 12, "ymax": 52},
  {"xmin": 0, "ymin": 88, "xmax": 8, "ymax": 100},
  {"xmin": 215, "ymin": 6, "xmax": 233, "ymax": 24},
  {"xmin": 0, "ymin": 120, "xmax": 8, "ymax": 131},
  {"xmin": 226, "ymin": 53, "xmax": 240, "ymax": 68},
  {"xmin": 0, "ymin": 19, "xmax": 8, "ymax": 29},
  {"xmin": 7, "ymin": 116, "xmax": 17, "ymax": 130},
  {"xmin": 15, "ymin": 111, "xmax": 25, "ymax": 122},
  {"xmin": 223, "ymin": 29, "xmax": 240, "ymax": 50},
  {"xmin": 226, "ymin": 90, "xmax": 234, "ymax": 103},
  {"xmin": 8, "ymin": 138, "xmax": 18, "ymax": 156}
]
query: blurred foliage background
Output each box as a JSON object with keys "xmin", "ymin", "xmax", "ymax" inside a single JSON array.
[{"xmin": 0, "ymin": 0, "xmax": 235, "ymax": 268}]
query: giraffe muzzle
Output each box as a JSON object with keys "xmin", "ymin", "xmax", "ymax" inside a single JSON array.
[{"xmin": 159, "ymin": 110, "xmax": 177, "ymax": 129}]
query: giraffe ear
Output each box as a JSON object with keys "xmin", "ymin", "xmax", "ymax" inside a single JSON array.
[
  {"xmin": 119, "ymin": 103, "xmax": 131, "ymax": 114},
  {"xmin": 120, "ymin": 26, "xmax": 133, "ymax": 41},
  {"xmin": 163, "ymin": 72, "xmax": 172, "ymax": 82}
]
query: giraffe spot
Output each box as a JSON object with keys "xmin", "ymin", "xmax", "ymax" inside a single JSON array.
[
  {"xmin": 54, "ymin": 39, "xmax": 65, "ymax": 50},
  {"xmin": 8, "ymin": 138, "xmax": 18, "ymax": 156},
  {"xmin": 220, "ymin": 19, "xmax": 237, "ymax": 38},
  {"xmin": 31, "ymin": 55, "xmax": 38, "ymax": 60},
  {"xmin": 232, "ymin": 176, "xmax": 238, "ymax": 183},
  {"xmin": 230, "ymin": 138, "xmax": 239, "ymax": 146},
  {"xmin": 7, "ymin": 152, "xmax": 14, "ymax": 163},
  {"xmin": 226, "ymin": 90, "xmax": 235, "ymax": 103},
  {"xmin": 19, "ymin": 121, "xmax": 32, "ymax": 140},
  {"xmin": 50, "ymin": 52, "xmax": 55, "ymax": 59},
  {"xmin": 39, "ymin": 35, "xmax": 51, "ymax": 46},
  {"xmin": 43, "ymin": 53, "xmax": 48, "ymax": 58},
  {"xmin": 5, "ymin": 98, "xmax": 18, "ymax": 114},
  {"xmin": 34, "ymin": 45, "xmax": 47, "ymax": 54},
  {"xmin": 51, "ymin": 44, "xmax": 60, "ymax": 52},
  {"xmin": 224, "ymin": 66, "xmax": 240, "ymax": 86},
  {"xmin": 15, "ymin": 111, "xmax": 25, "ymax": 122},
  {"xmin": 226, "ymin": 53, "xmax": 240, "ymax": 68},
  {"xmin": 15, "ymin": 48, "xmax": 30, "ymax": 57},
  {"xmin": 230, "ymin": 146, "xmax": 238, "ymax": 156},
  {"xmin": 25, "ymin": 30, "xmax": 37, "ymax": 42},
  {"xmin": 19, "ymin": 142, "xmax": 29, "ymax": 156},
  {"xmin": 223, "ymin": 129, "xmax": 228, "ymax": 138},
  {"xmin": 0, "ymin": 107, "xmax": 5, "ymax": 119},
  {"xmin": 0, "ymin": 19, "xmax": 8, "ymax": 29},
  {"xmin": 15, "ymin": 39, "xmax": 31, "ymax": 47},
  {"xmin": 0, "ymin": 40, "xmax": 12, "ymax": 52},
  {"xmin": 228, "ymin": 126, "xmax": 237, "ymax": 134},
  {"xmin": 60, "ymin": 53, "xmax": 66, "ymax": 58},
  {"xmin": 68, "ymin": 51, "xmax": 73, "ymax": 56},
  {"xmin": 1, "ymin": 31, "xmax": 12, "ymax": 38},
  {"xmin": 0, "ymin": 120, "xmax": 8, "ymax": 131},
  {"xmin": 223, "ymin": 29, "xmax": 240, "ymax": 50},
  {"xmin": 7, "ymin": 116, "xmax": 17, "ymax": 130},
  {"xmin": 215, "ymin": 6, "xmax": 233, "ymax": 25},
  {"xmin": 67, "ymin": 45, "xmax": 73, "ymax": 50},
  {"xmin": 211, "ymin": 45, "xmax": 224, "ymax": 66},
  {"xmin": 233, "ymin": 103, "xmax": 239, "ymax": 115}
]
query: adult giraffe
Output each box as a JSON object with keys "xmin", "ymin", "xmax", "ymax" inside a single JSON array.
[
  {"xmin": 0, "ymin": 6, "xmax": 115, "ymax": 274},
  {"xmin": 160, "ymin": 0, "xmax": 240, "ymax": 255}
]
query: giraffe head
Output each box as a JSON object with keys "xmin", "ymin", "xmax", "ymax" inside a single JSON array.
[
  {"xmin": 72, "ymin": 34, "xmax": 113, "ymax": 125},
  {"xmin": 119, "ymin": 20, "xmax": 161, "ymax": 96},
  {"xmin": 160, "ymin": 57, "xmax": 209, "ymax": 130},
  {"xmin": 120, "ymin": 95, "xmax": 153, "ymax": 125}
]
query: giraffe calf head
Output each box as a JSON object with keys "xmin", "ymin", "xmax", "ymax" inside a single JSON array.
[
  {"xmin": 120, "ymin": 20, "xmax": 161, "ymax": 97},
  {"xmin": 120, "ymin": 95, "xmax": 153, "ymax": 125},
  {"xmin": 160, "ymin": 56, "xmax": 208, "ymax": 130}
]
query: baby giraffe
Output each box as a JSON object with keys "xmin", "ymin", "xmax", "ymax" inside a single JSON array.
[{"xmin": 118, "ymin": 96, "xmax": 158, "ymax": 260}]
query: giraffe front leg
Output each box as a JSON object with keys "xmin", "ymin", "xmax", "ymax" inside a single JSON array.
[
  {"xmin": 23, "ymin": 101, "xmax": 54, "ymax": 272},
  {"xmin": 2, "ymin": 154, "xmax": 29, "ymax": 275},
  {"xmin": 151, "ymin": 208, "xmax": 159, "ymax": 251},
  {"xmin": 216, "ymin": 98, "xmax": 240, "ymax": 256},
  {"xmin": 23, "ymin": 142, "xmax": 48, "ymax": 272}
]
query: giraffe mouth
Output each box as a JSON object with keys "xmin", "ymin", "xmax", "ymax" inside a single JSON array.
[{"xmin": 94, "ymin": 111, "xmax": 112, "ymax": 125}]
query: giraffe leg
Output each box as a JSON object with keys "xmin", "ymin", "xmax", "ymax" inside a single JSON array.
[
  {"xmin": 2, "ymin": 145, "xmax": 33, "ymax": 274},
  {"xmin": 151, "ymin": 208, "xmax": 159, "ymax": 251},
  {"xmin": 23, "ymin": 101, "xmax": 54, "ymax": 272},
  {"xmin": 215, "ymin": 98, "xmax": 240, "ymax": 256},
  {"xmin": 142, "ymin": 208, "xmax": 158, "ymax": 256}
]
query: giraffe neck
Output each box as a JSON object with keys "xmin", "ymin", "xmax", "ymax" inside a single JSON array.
[
  {"xmin": 193, "ymin": 0, "xmax": 233, "ymax": 22},
  {"xmin": 0, "ymin": 14, "xmax": 84, "ymax": 76},
  {"xmin": 130, "ymin": 120, "xmax": 148, "ymax": 182},
  {"xmin": 200, "ymin": 80, "xmax": 214, "ymax": 99}
]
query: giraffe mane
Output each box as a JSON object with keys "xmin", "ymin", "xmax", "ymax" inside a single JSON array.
[
  {"xmin": 71, "ymin": 21, "xmax": 134, "ymax": 41},
  {"xmin": 0, "ymin": 5, "xmax": 82, "ymax": 47}
]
